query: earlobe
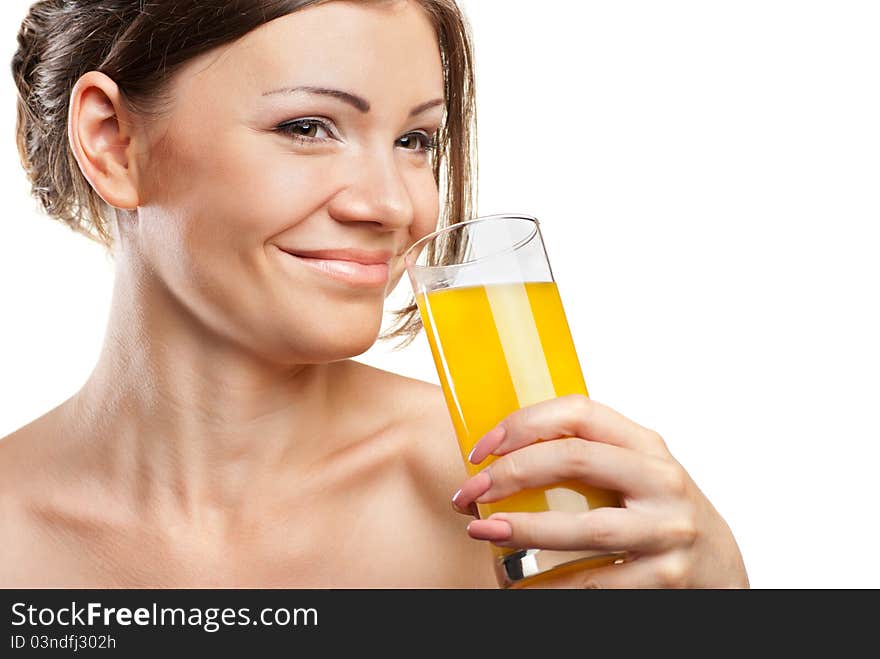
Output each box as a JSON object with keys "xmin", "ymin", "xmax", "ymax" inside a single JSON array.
[{"xmin": 68, "ymin": 71, "xmax": 140, "ymax": 211}]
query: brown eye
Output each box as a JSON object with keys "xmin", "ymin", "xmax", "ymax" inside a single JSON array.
[
  {"xmin": 398, "ymin": 134, "xmax": 420, "ymax": 150},
  {"xmin": 397, "ymin": 132, "xmax": 437, "ymax": 153},
  {"xmin": 276, "ymin": 119, "xmax": 333, "ymax": 142},
  {"xmin": 289, "ymin": 122, "xmax": 319, "ymax": 137}
]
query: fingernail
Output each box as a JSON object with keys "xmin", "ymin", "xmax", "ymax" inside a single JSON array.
[
  {"xmin": 466, "ymin": 518, "xmax": 512, "ymax": 542},
  {"xmin": 468, "ymin": 425, "xmax": 507, "ymax": 464},
  {"xmin": 451, "ymin": 470, "xmax": 492, "ymax": 511},
  {"xmin": 451, "ymin": 498, "xmax": 478, "ymax": 517}
]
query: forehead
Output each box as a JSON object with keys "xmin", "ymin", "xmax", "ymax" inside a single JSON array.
[{"xmin": 174, "ymin": 1, "xmax": 444, "ymax": 113}]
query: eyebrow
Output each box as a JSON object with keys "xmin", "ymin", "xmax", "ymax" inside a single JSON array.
[{"xmin": 262, "ymin": 86, "xmax": 445, "ymax": 117}]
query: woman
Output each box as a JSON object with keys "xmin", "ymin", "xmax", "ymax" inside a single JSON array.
[{"xmin": 0, "ymin": 0, "xmax": 748, "ymax": 588}]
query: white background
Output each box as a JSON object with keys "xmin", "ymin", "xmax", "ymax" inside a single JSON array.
[{"xmin": 1, "ymin": 1, "xmax": 878, "ymax": 588}]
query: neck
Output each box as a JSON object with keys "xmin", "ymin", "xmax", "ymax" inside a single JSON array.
[{"xmin": 65, "ymin": 255, "xmax": 348, "ymax": 522}]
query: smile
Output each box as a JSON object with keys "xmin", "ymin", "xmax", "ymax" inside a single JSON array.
[{"xmin": 274, "ymin": 247, "xmax": 391, "ymax": 288}]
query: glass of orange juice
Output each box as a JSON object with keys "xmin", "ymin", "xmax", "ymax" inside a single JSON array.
[{"xmin": 404, "ymin": 213, "xmax": 623, "ymax": 588}]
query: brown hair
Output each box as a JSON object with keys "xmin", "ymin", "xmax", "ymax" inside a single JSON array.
[{"xmin": 11, "ymin": 0, "xmax": 478, "ymax": 350}]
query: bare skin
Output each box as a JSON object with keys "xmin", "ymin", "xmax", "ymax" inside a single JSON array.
[
  {"xmin": 0, "ymin": 362, "xmax": 498, "ymax": 587},
  {"xmin": 1, "ymin": 0, "xmax": 748, "ymax": 588},
  {"xmin": 0, "ymin": 1, "xmax": 495, "ymax": 588}
]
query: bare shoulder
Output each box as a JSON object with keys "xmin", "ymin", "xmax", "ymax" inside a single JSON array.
[
  {"xmin": 344, "ymin": 359, "xmax": 465, "ymax": 481},
  {"xmin": 345, "ymin": 360, "xmax": 499, "ymax": 588},
  {"xmin": 341, "ymin": 359, "xmax": 450, "ymax": 424},
  {"xmin": 0, "ymin": 417, "xmax": 60, "ymax": 586},
  {"xmin": 0, "ymin": 406, "xmax": 63, "ymax": 495},
  {"xmin": 0, "ymin": 418, "xmax": 44, "ymax": 505}
]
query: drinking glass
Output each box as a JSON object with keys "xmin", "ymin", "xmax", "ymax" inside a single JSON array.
[{"xmin": 404, "ymin": 213, "xmax": 623, "ymax": 588}]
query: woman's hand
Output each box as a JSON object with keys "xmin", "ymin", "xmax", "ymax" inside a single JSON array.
[{"xmin": 451, "ymin": 395, "xmax": 749, "ymax": 588}]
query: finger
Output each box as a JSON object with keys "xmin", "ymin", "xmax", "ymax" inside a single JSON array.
[
  {"xmin": 483, "ymin": 438, "xmax": 672, "ymax": 501},
  {"xmin": 467, "ymin": 424, "xmax": 507, "ymax": 464},
  {"xmin": 458, "ymin": 439, "xmax": 668, "ymax": 508},
  {"xmin": 525, "ymin": 554, "xmax": 692, "ymax": 589},
  {"xmin": 452, "ymin": 470, "xmax": 492, "ymax": 513},
  {"xmin": 468, "ymin": 395, "xmax": 667, "ymax": 465},
  {"xmin": 466, "ymin": 507, "xmax": 679, "ymax": 554},
  {"xmin": 451, "ymin": 498, "xmax": 478, "ymax": 518}
]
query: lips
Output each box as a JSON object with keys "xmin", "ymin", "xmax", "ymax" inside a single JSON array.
[
  {"xmin": 279, "ymin": 247, "xmax": 394, "ymax": 265},
  {"xmin": 275, "ymin": 246, "xmax": 392, "ymax": 287}
]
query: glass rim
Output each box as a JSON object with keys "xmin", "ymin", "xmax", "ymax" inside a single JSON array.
[{"xmin": 403, "ymin": 212, "xmax": 540, "ymax": 270}]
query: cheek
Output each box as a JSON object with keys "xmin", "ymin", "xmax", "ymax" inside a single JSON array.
[
  {"xmin": 137, "ymin": 115, "xmax": 437, "ymax": 359},
  {"xmin": 383, "ymin": 173, "xmax": 440, "ymax": 297},
  {"xmin": 155, "ymin": 134, "xmax": 323, "ymax": 245},
  {"xmin": 140, "ymin": 123, "xmax": 340, "ymax": 290},
  {"xmin": 136, "ymin": 126, "xmax": 396, "ymax": 361},
  {"xmin": 138, "ymin": 128, "xmax": 321, "ymax": 322},
  {"xmin": 409, "ymin": 172, "xmax": 441, "ymax": 242}
]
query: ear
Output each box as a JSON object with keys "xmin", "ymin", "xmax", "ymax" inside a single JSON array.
[{"xmin": 67, "ymin": 71, "xmax": 141, "ymax": 210}]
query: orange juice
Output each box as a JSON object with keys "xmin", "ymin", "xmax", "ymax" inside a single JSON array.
[{"xmin": 417, "ymin": 281, "xmax": 621, "ymax": 562}]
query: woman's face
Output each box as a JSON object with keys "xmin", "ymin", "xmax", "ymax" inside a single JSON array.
[{"xmin": 131, "ymin": 0, "xmax": 445, "ymax": 364}]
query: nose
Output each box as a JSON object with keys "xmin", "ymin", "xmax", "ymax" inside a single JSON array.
[{"xmin": 326, "ymin": 147, "xmax": 415, "ymax": 232}]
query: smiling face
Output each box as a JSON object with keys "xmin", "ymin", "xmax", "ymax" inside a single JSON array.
[{"xmin": 129, "ymin": 0, "xmax": 445, "ymax": 364}]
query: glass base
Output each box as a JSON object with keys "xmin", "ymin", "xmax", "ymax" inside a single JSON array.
[{"xmin": 495, "ymin": 548, "xmax": 625, "ymax": 589}]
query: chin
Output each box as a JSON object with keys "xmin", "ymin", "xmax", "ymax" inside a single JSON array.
[
  {"xmin": 332, "ymin": 327, "xmax": 383, "ymax": 359},
  {"xmin": 265, "ymin": 324, "xmax": 382, "ymax": 365}
]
